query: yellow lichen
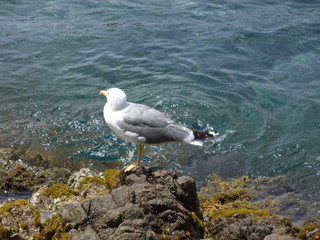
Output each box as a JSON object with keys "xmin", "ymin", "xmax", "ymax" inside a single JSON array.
[
  {"xmin": 40, "ymin": 183, "xmax": 79, "ymax": 199},
  {"xmin": 33, "ymin": 215, "xmax": 70, "ymax": 240}
]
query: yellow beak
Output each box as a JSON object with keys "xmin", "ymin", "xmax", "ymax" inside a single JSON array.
[{"xmin": 100, "ymin": 90, "xmax": 107, "ymax": 96}]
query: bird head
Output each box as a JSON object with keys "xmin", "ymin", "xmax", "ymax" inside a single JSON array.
[{"xmin": 100, "ymin": 88, "xmax": 127, "ymax": 110}]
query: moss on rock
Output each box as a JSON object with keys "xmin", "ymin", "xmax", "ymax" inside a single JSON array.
[
  {"xmin": 198, "ymin": 175, "xmax": 269, "ymax": 221},
  {"xmin": 104, "ymin": 169, "xmax": 121, "ymax": 190},
  {"xmin": 0, "ymin": 224, "xmax": 10, "ymax": 239},
  {"xmin": 0, "ymin": 199, "xmax": 40, "ymax": 226},
  {"xmin": 209, "ymin": 207, "xmax": 272, "ymax": 219},
  {"xmin": 41, "ymin": 167, "xmax": 71, "ymax": 186},
  {"xmin": 78, "ymin": 169, "xmax": 121, "ymax": 192},
  {"xmin": 78, "ymin": 175, "xmax": 105, "ymax": 189},
  {"xmin": 40, "ymin": 183, "xmax": 79, "ymax": 199},
  {"xmin": 0, "ymin": 199, "xmax": 71, "ymax": 240},
  {"xmin": 156, "ymin": 230, "xmax": 192, "ymax": 240},
  {"xmin": 297, "ymin": 218, "xmax": 320, "ymax": 240},
  {"xmin": 191, "ymin": 211, "xmax": 208, "ymax": 229},
  {"xmin": 0, "ymin": 198, "xmax": 41, "ymax": 238},
  {"xmin": 34, "ymin": 215, "xmax": 70, "ymax": 240},
  {"xmin": 0, "ymin": 148, "xmax": 15, "ymax": 162}
]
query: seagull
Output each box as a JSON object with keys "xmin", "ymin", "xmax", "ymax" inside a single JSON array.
[{"xmin": 100, "ymin": 88, "xmax": 218, "ymax": 171}]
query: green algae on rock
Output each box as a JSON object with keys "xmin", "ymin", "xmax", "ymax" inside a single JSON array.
[
  {"xmin": 0, "ymin": 224, "xmax": 10, "ymax": 239},
  {"xmin": 198, "ymin": 175, "xmax": 298, "ymax": 239},
  {"xmin": 33, "ymin": 215, "xmax": 70, "ymax": 240},
  {"xmin": 0, "ymin": 199, "xmax": 70, "ymax": 240},
  {"xmin": 77, "ymin": 169, "xmax": 121, "ymax": 192},
  {"xmin": 40, "ymin": 183, "xmax": 79, "ymax": 199},
  {"xmin": 103, "ymin": 169, "xmax": 121, "ymax": 190},
  {"xmin": 155, "ymin": 231, "xmax": 192, "ymax": 240},
  {"xmin": 191, "ymin": 211, "xmax": 208, "ymax": 229},
  {"xmin": 199, "ymin": 175, "xmax": 264, "ymax": 220},
  {"xmin": 66, "ymin": 168, "xmax": 121, "ymax": 198},
  {"xmin": 32, "ymin": 183, "xmax": 82, "ymax": 212},
  {"xmin": 0, "ymin": 199, "xmax": 41, "ymax": 239},
  {"xmin": 30, "ymin": 183, "xmax": 82, "ymax": 213},
  {"xmin": 0, "ymin": 199, "xmax": 41, "ymax": 226},
  {"xmin": 8, "ymin": 165, "xmax": 46, "ymax": 192},
  {"xmin": 1, "ymin": 148, "xmax": 319, "ymax": 240},
  {"xmin": 297, "ymin": 218, "xmax": 320, "ymax": 240},
  {"xmin": 0, "ymin": 148, "xmax": 15, "ymax": 162},
  {"xmin": 209, "ymin": 208, "xmax": 272, "ymax": 220},
  {"xmin": 0, "ymin": 148, "xmax": 72, "ymax": 194}
]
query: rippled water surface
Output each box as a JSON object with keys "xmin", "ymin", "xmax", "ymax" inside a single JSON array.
[{"xmin": 1, "ymin": 0, "xmax": 320, "ymax": 219}]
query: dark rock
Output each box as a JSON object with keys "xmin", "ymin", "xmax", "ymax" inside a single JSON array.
[
  {"xmin": 112, "ymin": 219, "xmax": 148, "ymax": 240},
  {"xmin": 176, "ymin": 176, "xmax": 201, "ymax": 215},
  {"xmin": 264, "ymin": 233, "xmax": 295, "ymax": 240},
  {"xmin": 81, "ymin": 194, "xmax": 117, "ymax": 219},
  {"xmin": 58, "ymin": 202, "xmax": 87, "ymax": 230},
  {"xmin": 100, "ymin": 208, "xmax": 123, "ymax": 228},
  {"xmin": 69, "ymin": 226, "xmax": 102, "ymax": 240},
  {"xmin": 111, "ymin": 186, "xmax": 135, "ymax": 207},
  {"xmin": 59, "ymin": 167, "xmax": 203, "ymax": 240}
]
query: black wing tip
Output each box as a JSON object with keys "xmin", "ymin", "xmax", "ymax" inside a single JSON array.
[{"xmin": 193, "ymin": 130, "xmax": 218, "ymax": 140}]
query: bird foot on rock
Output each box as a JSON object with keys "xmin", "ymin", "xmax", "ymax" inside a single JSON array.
[{"xmin": 124, "ymin": 163, "xmax": 140, "ymax": 172}]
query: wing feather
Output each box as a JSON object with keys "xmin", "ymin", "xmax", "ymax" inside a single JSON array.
[{"xmin": 117, "ymin": 103, "xmax": 190, "ymax": 144}]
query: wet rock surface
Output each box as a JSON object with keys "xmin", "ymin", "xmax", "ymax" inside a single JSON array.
[
  {"xmin": 205, "ymin": 215, "xmax": 296, "ymax": 240},
  {"xmin": 0, "ymin": 148, "xmax": 72, "ymax": 194},
  {"xmin": 1, "ymin": 148, "xmax": 320, "ymax": 240}
]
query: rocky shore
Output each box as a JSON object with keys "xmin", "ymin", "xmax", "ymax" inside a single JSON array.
[{"xmin": 0, "ymin": 148, "xmax": 319, "ymax": 240}]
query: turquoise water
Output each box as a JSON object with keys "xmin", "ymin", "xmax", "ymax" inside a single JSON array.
[{"xmin": 1, "ymin": 0, "xmax": 320, "ymax": 218}]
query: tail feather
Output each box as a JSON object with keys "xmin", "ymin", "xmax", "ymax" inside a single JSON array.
[
  {"xmin": 193, "ymin": 130, "xmax": 219, "ymax": 140},
  {"xmin": 190, "ymin": 140, "xmax": 203, "ymax": 147}
]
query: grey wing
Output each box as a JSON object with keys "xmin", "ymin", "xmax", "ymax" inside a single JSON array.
[
  {"xmin": 122, "ymin": 103, "xmax": 171, "ymax": 128},
  {"xmin": 117, "ymin": 103, "xmax": 184, "ymax": 144}
]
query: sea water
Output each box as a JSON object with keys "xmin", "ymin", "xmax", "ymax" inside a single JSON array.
[{"xmin": 0, "ymin": 0, "xmax": 319, "ymax": 221}]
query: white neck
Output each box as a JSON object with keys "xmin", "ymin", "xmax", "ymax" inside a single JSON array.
[{"xmin": 106, "ymin": 99, "xmax": 128, "ymax": 111}]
